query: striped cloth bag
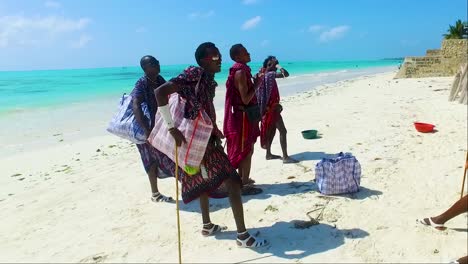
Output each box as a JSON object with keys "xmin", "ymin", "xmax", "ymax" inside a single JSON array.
[
  {"xmin": 106, "ymin": 93, "xmax": 149, "ymax": 144},
  {"xmin": 149, "ymin": 93, "xmax": 213, "ymax": 174},
  {"xmin": 315, "ymin": 152, "xmax": 361, "ymax": 195}
]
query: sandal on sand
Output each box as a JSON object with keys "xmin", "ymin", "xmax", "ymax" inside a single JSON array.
[
  {"xmin": 151, "ymin": 192, "xmax": 175, "ymax": 203},
  {"xmin": 202, "ymin": 222, "xmax": 228, "ymax": 237},
  {"xmin": 266, "ymin": 154, "xmax": 282, "ymax": 160},
  {"xmin": 236, "ymin": 231, "xmax": 268, "ymax": 248},
  {"xmin": 417, "ymin": 217, "xmax": 446, "ymax": 230},
  {"xmin": 244, "ymin": 179, "xmax": 256, "ymax": 185},
  {"xmin": 241, "ymin": 186, "xmax": 263, "ymax": 196},
  {"xmin": 283, "ymin": 157, "xmax": 299, "ymax": 164}
]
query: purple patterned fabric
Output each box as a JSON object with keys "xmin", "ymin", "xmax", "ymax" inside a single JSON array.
[
  {"xmin": 152, "ymin": 66, "xmax": 241, "ymax": 204},
  {"xmin": 315, "ymin": 153, "xmax": 361, "ymax": 195},
  {"xmin": 170, "ymin": 66, "xmax": 223, "ymax": 138},
  {"xmin": 130, "ymin": 75, "xmax": 166, "ymax": 128},
  {"xmin": 131, "ymin": 75, "xmax": 166, "ymax": 173},
  {"xmin": 256, "ymin": 71, "xmax": 277, "ymax": 115}
]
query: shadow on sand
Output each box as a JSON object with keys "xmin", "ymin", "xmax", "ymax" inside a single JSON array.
[
  {"xmin": 290, "ymin": 151, "xmax": 336, "ymax": 161},
  {"xmin": 214, "ymin": 221, "xmax": 369, "ymax": 261}
]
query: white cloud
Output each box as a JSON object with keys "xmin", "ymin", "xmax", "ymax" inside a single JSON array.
[
  {"xmin": 44, "ymin": 0, "xmax": 61, "ymax": 9},
  {"xmin": 0, "ymin": 15, "xmax": 91, "ymax": 47},
  {"xmin": 242, "ymin": 0, "xmax": 259, "ymax": 5},
  {"xmin": 241, "ymin": 16, "xmax": 261, "ymax": 30},
  {"xmin": 308, "ymin": 25, "xmax": 324, "ymax": 33},
  {"xmin": 135, "ymin": 27, "xmax": 147, "ymax": 33},
  {"xmin": 72, "ymin": 34, "xmax": 92, "ymax": 48},
  {"xmin": 188, "ymin": 10, "xmax": 215, "ymax": 19},
  {"xmin": 260, "ymin": 40, "xmax": 269, "ymax": 47},
  {"xmin": 319, "ymin": 25, "xmax": 350, "ymax": 42}
]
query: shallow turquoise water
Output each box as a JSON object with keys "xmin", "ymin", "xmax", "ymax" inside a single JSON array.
[{"xmin": 0, "ymin": 59, "xmax": 401, "ymax": 114}]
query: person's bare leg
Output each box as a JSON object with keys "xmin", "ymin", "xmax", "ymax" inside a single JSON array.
[
  {"xmin": 225, "ymin": 178, "xmax": 246, "ymax": 233},
  {"xmin": 239, "ymin": 149, "xmax": 254, "ymax": 184},
  {"xmin": 199, "ymin": 193, "xmax": 211, "ymax": 224},
  {"xmin": 277, "ymin": 116, "xmax": 298, "ymax": 163},
  {"xmin": 149, "ymin": 164, "xmax": 174, "ymax": 202},
  {"xmin": 238, "ymin": 148, "xmax": 262, "ymax": 195},
  {"xmin": 225, "ymin": 178, "xmax": 265, "ymax": 246},
  {"xmin": 423, "ymin": 195, "xmax": 468, "ymax": 225},
  {"xmin": 265, "ymin": 127, "xmax": 280, "ymax": 160},
  {"xmin": 148, "ymin": 163, "xmax": 159, "ymax": 193},
  {"xmin": 457, "ymin": 255, "xmax": 468, "ymax": 264},
  {"xmin": 199, "ymin": 193, "xmax": 215, "ymax": 236}
]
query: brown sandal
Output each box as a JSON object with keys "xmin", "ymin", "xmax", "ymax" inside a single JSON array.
[{"xmin": 241, "ymin": 186, "xmax": 263, "ymax": 196}]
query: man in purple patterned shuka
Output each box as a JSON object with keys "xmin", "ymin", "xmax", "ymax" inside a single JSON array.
[{"xmin": 132, "ymin": 55, "xmax": 174, "ymax": 203}]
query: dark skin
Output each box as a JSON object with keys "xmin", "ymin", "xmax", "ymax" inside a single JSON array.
[
  {"xmin": 458, "ymin": 256, "xmax": 467, "ymax": 264},
  {"xmin": 132, "ymin": 61, "xmax": 167, "ymax": 197},
  {"xmin": 133, "ymin": 62, "xmax": 161, "ymax": 139},
  {"xmin": 420, "ymin": 195, "xmax": 468, "ymax": 264},
  {"xmin": 234, "ymin": 46, "xmax": 263, "ymax": 105},
  {"xmin": 266, "ymin": 57, "xmax": 290, "ymax": 79},
  {"xmin": 155, "ymin": 47, "xmax": 261, "ymax": 246},
  {"xmin": 263, "ymin": 58, "xmax": 297, "ymax": 163},
  {"xmin": 233, "ymin": 46, "xmax": 263, "ymax": 185},
  {"xmin": 421, "ymin": 195, "xmax": 468, "ymax": 227}
]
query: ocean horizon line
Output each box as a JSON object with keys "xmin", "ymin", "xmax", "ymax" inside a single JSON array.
[{"xmin": 0, "ymin": 58, "xmax": 403, "ymax": 73}]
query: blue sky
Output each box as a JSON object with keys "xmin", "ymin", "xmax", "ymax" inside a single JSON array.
[{"xmin": 0, "ymin": 0, "xmax": 466, "ymax": 71}]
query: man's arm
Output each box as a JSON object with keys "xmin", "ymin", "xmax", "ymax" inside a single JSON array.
[
  {"xmin": 155, "ymin": 81, "xmax": 180, "ymax": 106},
  {"xmin": 132, "ymin": 96, "xmax": 151, "ymax": 137},
  {"xmin": 275, "ymin": 67, "xmax": 289, "ymax": 78},
  {"xmin": 155, "ymin": 81, "xmax": 187, "ymax": 146},
  {"xmin": 235, "ymin": 70, "xmax": 257, "ymax": 105}
]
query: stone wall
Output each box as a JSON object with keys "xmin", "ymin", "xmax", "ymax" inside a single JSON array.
[
  {"xmin": 395, "ymin": 39, "xmax": 468, "ymax": 78},
  {"xmin": 426, "ymin": 49, "xmax": 441, "ymax": 56},
  {"xmin": 441, "ymin": 39, "xmax": 468, "ymax": 59}
]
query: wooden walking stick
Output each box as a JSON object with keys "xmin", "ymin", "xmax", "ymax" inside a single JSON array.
[
  {"xmin": 461, "ymin": 151, "xmax": 468, "ymax": 199},
  {"xmin": 175, "ymin": 144, "xmax": 182, "ymax": 264}
]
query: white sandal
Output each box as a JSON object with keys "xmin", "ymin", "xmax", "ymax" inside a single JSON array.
[
  {"xmin": 417, "ymin": 217, "xmax": 446, "ymax": 230},
  {"xmin": 151, "ymin": 192, "xmax": 175, "ymax": 203},
  {"xmin": 201, "ymin": 222, "xmax": 227, "ymax": 237},
  {"xmin": 236, "ymin": 231, "xmax": 268, "ymax": 248}
]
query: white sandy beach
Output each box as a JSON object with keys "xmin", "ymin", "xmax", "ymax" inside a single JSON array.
[{"xmin": 1, "ymin": 70, "xmax": 467, "ymax": 263}]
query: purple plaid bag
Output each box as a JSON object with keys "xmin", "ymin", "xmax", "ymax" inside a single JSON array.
[
  {"xmin": 315, "ymin": 152, "xmax": 361, "ymax": 195},
  {"xmin": 106, "ymin": 93, "xmax": 150, "ymax": 144}
]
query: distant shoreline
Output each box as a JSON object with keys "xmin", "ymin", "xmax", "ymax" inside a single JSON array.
[
  {"xmin": 0, "ymin": 60, "xmax": 401, "ymax": 115},
  {"xmin": 0, "ymin": 66, "xmax": 397, "ymax": 159},
  {"xmin": 0, "ymin": 58, "xmax": 403, "ymax": 73}
]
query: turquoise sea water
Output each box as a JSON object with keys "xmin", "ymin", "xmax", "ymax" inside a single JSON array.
[{"xmin": 0, "ymin": 59, "xmax": 401, "ymax": 115}]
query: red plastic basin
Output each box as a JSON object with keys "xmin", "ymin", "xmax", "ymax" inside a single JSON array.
[{"xmin": 414, "ymin": 122, "xmax": 435, "ymax": 133}]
